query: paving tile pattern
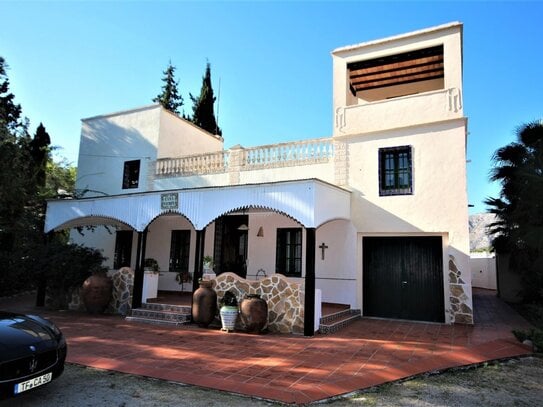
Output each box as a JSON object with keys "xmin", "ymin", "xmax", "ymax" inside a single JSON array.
[{"xmin": 1, "ymin": 289, "xmax": 533, "ymax": 404}]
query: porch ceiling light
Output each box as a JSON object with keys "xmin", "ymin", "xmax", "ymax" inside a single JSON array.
[{"xmin": 237, "ymin": 224, "xmax": 249, "ymax": 231}]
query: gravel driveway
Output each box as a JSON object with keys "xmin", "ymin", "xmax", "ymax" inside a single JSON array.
[{"xmin": 2, "ymin": 356, "xmax": 541, "ymax": 406}]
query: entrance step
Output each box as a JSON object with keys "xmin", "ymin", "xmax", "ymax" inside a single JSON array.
[
  {"xmin": 318, "ymin": 308, "xmax": 361, "ymax": 334},
  {"xmin": 125, "ymin": 303, "xmax": 192, "ymax": 327}
]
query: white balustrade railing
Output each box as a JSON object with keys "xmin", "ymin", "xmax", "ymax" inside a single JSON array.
[
  {"xmin": 156, "ymin": 150, "xmax": 230, "ymax": 176},
  {"xmin": 155, "ymin": 138, "xmax": 334, "ymax": 177},
  {"xmin": 241, "ymin": 138, "xmax": 334, "ymax": 169}
]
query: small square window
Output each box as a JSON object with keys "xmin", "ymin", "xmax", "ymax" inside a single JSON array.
[
  {"xmin": 379, "ymin": 146, "xmax": 413, "ymax": 196},
  {"xmin": 122, "ymin": 160, "xmax": 140, "ymax": 189}
]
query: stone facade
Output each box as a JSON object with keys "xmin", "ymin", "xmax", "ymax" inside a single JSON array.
[
  {"xmin": 108, "ymin": 267, "xmax": 134, "ymax": 315},
  {"xmin": 448, "ymin": 255, "xmax": 474, "ymax": 324},
  {"xmin": 212, "ymin": 272, "xmax": 305, "ymax": 334}
]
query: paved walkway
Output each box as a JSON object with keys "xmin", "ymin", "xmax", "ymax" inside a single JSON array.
[{"xmin": 1, "ymin": 290, "xmax": 533, "ymax": 404}]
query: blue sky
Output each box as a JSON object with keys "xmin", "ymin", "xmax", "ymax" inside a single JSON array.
[{"xmin": 2, "ymin": 1, "xmax": 542, "ymax": 214}]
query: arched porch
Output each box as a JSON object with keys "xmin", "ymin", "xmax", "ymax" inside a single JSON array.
[{"xmin": 45, "ymin": 179, "xmax": 352, "ymax": 335}]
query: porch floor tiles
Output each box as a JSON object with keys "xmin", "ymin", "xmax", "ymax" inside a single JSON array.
[{"xmin": 3, "ymin": 289, "xmax": 534, "ymax": 405}]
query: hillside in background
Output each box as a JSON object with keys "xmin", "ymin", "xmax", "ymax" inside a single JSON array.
[{"xmin": 469, "ymin": 213, "xmax": 497, "ymax": 252}]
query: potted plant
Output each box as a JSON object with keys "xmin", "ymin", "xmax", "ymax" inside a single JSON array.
[
  {"xmin": 202, "ymin": 255, "xmax": 216, "ymax": 280},
  {"xmin": 219, "ymin": 290, "xmax": 238, "ymax": 332},
  {"xmin": 144, "ymin": 258, "xmax": 159, "ymax": 272},
  {"xmin": 203, "ymin": 255, "xmax": 214, "ymax": 271},
  {"xmin": 175, "ymin": 269, "xmax": 192, "ymax": 292}
]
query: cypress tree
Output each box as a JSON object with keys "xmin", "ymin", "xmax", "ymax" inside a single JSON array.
[
  {"xmin": 153, "ymin": 62, "xmax": 183, "ymax": 114},
  {"xmin": 29, "ymin": 123, "xmax": 51, "ymax": 187},
  {"xmin": 190, "ymin": 62, "xmax": 222, "ymax": 136}
]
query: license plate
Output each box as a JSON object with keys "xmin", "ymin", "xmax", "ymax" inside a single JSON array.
[{"xmin": 14, "ymin": 372, "xmax": 52, "ymax": 394}]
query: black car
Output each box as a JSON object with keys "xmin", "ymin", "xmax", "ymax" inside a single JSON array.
[{"xmin": 0, "ymin": 312, "xmax": 67, "ymax": 398}]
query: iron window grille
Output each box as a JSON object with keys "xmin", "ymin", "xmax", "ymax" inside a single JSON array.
[{"xmin": 379, "ymin": 146, "xmax": 413, "ymax": 196}]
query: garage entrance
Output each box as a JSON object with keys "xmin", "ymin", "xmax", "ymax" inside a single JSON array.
[{"xmin": 363, "ymin": 236, "xmax": 444, "ymax": 322}]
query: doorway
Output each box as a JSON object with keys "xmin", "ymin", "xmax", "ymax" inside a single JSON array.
[{"xmin": 213, "ymin": 215, "xmax": 248, "ymax": 278}]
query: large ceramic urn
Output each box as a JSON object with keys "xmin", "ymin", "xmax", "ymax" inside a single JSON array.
[
  {"xmin": 240, "ymin": 294, "xmax": 268, "ymax": 333},
  {"xmin": 81, "ymin": 271, "xmax": 113, "ymax": 314},
  {"xmin": 192, "ymin": 280, "xmax": 217, "ymax": 327}
]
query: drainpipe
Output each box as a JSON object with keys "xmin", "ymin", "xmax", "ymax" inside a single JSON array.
[
  {"xmin": 132, "ymin": 228, "xmax": 148, "ymax": 309},
  {"xmin": 304, "ymin": 228, "xmax": 316, "ymax": 336}
]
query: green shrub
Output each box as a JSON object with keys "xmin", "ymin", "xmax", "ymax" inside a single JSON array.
[{"xmin": 31, "ymin": 240, "xmax": 107, "ymax": 309}]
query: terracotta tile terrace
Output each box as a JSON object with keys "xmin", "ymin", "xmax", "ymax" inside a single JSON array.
[{"xmin": 1, "ymin": 289, "xmax": 533, "ymax": 405}]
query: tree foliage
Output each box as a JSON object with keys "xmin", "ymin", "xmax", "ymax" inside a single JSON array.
[
  {"xmin": 189, "ymin": 62, "xmax": 222, "ymax": 136},
  {"xmin": 486, "ymin": 121, "xmax": 543, "ymax": 302},
  {"xmin": 153, "ymin": 62, "xmax": 183, "ymax": 114},
  {"xmin": 0, "ymin": 56, "xmax": 93, "ymax": 300}
]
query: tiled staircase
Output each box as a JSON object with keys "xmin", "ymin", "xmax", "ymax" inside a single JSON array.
[
  {"xmin": 125, "ymin": 302, "xmax": 192, "ymax": 326},
  {"xmin": 318, "ymin": 308, "xmax": 361, "ymax": 334}
]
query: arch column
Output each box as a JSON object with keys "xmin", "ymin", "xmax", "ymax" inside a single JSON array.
[
  {"xmin": 191, "ymin": 229, "xmax": 206, "ymax": 293},
  {"xmin": 304, "ymin": 227, "xmax": 316, "ymax": 336},
  {"xmin": 131, "ymin": 228, "xmax": 148, "ymax": 309}
]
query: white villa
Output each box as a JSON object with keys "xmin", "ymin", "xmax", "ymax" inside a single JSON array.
[{"xmin": 45, "ymin": 22, "xmax": 472, "ymax": 335}]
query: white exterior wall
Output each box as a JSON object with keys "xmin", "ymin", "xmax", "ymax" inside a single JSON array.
[
  {"xmin": 70, "ymin": 226, "xmax": 135, "ymax": 271},
  {"xmin": 315, "ymin": 220, "xmax": 357, "ymax": 308},
  {"xmin": 76, "ymin": 106, "xmax": 161, "ymax": 197},
  {"xmin": 157, "ymin": 109, "xmax": 223, "ymax": 159},
  {"xmin": 239, "ymin": 162, "xmax": 335, "ymax": 185},
  {"xmin": 246, "ymin": 212, "xmax": 304, "ymax": 282},
  {"xmin": 470, "ymin": 253, "xmax": 497, "ymax": 290}
]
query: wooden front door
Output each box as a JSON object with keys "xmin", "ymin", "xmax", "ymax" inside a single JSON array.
[{"xmin": 363, "ymin": 236, "xmax": 444, "ymax": 322}]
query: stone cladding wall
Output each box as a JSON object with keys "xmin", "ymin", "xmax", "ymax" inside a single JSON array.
[
  {"xmin": 448, "ymin": 255, "xmax": 474, "ymax": 324},
  {"xmin": 108, "ymin": 267, "xmax": 134, "ymax": 315},
  {"xmin": 212, "ymin": 272, "xmax": 305, "ymax": 334}
]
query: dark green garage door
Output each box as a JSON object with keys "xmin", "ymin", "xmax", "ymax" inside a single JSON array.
[{"xmin": 363, "ymin": 236, "xmax": 444, "ymax": 323}]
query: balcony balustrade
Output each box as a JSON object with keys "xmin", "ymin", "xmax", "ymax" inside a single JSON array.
[{"xmin": 155, "ymin": 138, "xmax": 334, "ymax": 177}]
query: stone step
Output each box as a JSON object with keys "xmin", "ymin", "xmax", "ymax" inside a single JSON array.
[
  {"xmin": 140, "ymin": 302, "xmax": 191, "ymax": 314},
  {"xmin": 319, "ymin": 310, "xmax": 361, "ymax": 334},
  {"xmin": 320, "ymin": 308, "xmax": 360, "ymax": 324},
  {"xmin": 125, "ymin": 315, "xmax": 188, "ymax": 327}
]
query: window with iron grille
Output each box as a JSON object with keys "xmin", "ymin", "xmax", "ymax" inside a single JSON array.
[
  {"xmin": 122, "ymin": 160, "xmax": 140, "ymax": 189},
  {"xmin": 379, "ymin": 146, "xmax": 413, "ymax": 196},
  {"xmin": 276, "ymin": 228, "xmax": 302, "ymax": 277}
]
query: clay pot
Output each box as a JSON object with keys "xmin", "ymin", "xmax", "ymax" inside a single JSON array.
[
  {"xmin": 220, "ymin": 306, "xmax": 238, "ymax": 332},
  {"xmin": 82, "ymin": 272, "xmax": 113, "ymax": 314},
  {"xmin": 192, "ymin": 280, "xmax": 217, "ymax": 328},
  {"xmin": 240, "ymin": 294, "xmax": 268, "ymax": 333}
]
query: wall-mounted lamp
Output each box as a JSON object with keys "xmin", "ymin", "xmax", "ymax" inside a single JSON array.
[
  {"xmin": 256, "ymin": 226, "xmax": 264, "ymax": 237},
  {"xmin": 237, "ymin": 224, "xmax": 249, "ymax": 231}
]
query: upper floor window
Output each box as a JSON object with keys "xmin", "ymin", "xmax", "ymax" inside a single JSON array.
[
  {"xmin": 276, "ymin": 228, "xmax": 302, "ymax": 277},
  {"xmin": 379, "ymin": 146, "xmax": 413, "ymax": 196},
  {"xmin": 122, "ymin": 160, "xmax": 140, "ymax": 189}
]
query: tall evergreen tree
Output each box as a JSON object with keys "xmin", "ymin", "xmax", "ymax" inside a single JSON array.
[
  {"xmin": 190, "ymin": 62, "xmax": 222, "ymax": 136},
  {"xmin": 153, "ymin": 62, "xmax": 183, "ymax": 114},
  {"xmin": 0, "ymin": 56, "xmax": 22, "ymax": 138},
  {"xmin": 30, "ymin": 123, "xmax": 51, "ymax": 187}
]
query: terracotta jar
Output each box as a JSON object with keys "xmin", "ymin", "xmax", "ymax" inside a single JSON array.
[
  {"xmin": 192, "ymin": 280, "xmax": 217, "ymax": 327},
  {"xmin": 82, "ymin": 271, "xmax": 113, "ymax": 314},
  {"xmin": 240, "ymin": 294, "xmax": 268, "ymax": 333}
]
